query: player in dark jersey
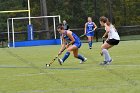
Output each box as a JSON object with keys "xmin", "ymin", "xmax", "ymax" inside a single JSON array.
[
  {"xmin": 84, "ymin": 17, "xmax": 97, "ymax": 49},
  {"xmin": 57, "ymin": 24, "xmax": 87, "ymax": 65},
  {"xmin": 63, "ymin": 20, "xmax": 69, "ymax": 30}
]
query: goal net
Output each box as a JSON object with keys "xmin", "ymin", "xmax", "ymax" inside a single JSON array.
[{"xmin": 7, "ymin": 15, "xmax": 61, "ymax": 47}]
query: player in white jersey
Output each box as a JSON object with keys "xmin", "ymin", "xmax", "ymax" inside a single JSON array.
[{"xmin": 99, "ymin": 16, "xmax": 120, "ymax": 65}]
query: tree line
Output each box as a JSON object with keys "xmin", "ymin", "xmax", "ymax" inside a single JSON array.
[{"xmin": 0, "ymin": 0, "xmax": 139, "ymax": 32}]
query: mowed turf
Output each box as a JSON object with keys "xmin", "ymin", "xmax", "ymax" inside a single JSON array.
[{"xmin": 0, "ymin": 40, "xmax": 140, "ymax": 93}]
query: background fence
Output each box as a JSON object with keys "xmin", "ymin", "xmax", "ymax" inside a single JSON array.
[
  {"xmin": 71, "ymin": 25, "xmax": 140, "ymax": 42},
  {"xmin": 0, "ymin": 25, "xmax": 139, "ymax": 47}
]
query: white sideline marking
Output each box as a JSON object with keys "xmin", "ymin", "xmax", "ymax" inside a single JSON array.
[
  {"xmin": 0, "ymin": 65, "xmax": 32, "ymax": 68},
  {"xmin": 17, "ymin": 84, "xmax": 130, "ymax": 93},
  {"xmin": 16, "ymin": 73, "xmax": 46, "ymax": 77},
  {"xmin": 109, "ymin": 65, "xmax": 140, "ymax": 67}
]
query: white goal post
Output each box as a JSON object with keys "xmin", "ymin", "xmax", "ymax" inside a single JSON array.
[{"xmin": 7, "ymin": 15, "xmax": 61, "ymax": 48}]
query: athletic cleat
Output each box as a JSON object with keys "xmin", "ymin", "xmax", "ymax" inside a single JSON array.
[
  {"xmin": 100, "ymin": 61, "xmax": 108, "ymax": 65},
  {"xmin": 80, "ymin": 57, "xmax": 87, "ymax": 64},
  {"xmin": 100, "ymin": 59, "xmax": 113, "ymax": 65},
  {"xmin": 106, "ymin": 59, "xmax": 113, "ymax": 65},
  {"xmin": 89, "ymin": 47, "xmax": 92, "ymax": 49},
  {"xmin": 58, "ymin": 58, "xmax": 63, "ymax": 65}
]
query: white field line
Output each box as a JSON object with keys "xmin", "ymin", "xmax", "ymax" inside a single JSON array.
[
  {"xmin": 15, "ymin": 65, "xmax": 140, "ymax": 77},
  {"xmin": 108, "ymin": 65, "xmax": 140, "ymax": 67},
  {"xmin": 17, "ymin": 84, "xmax": 130, "ymax": 93},
  {"xmin": 16, "ymin": 73, "xmax": 46, "ymax": 77},
  {"xmin": 0, "ymin": 65, "xmax": 32, "ymax": 68}
]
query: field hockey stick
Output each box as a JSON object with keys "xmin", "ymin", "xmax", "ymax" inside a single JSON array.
[
  {"xmin": 102, "ymin": 37, "xmax": 108, "ymax": 44},
  {"xmin": 80, "ymin": 30, "xmax": 94, "ymax": 37},
  {"xmin": 100, "ymin": 37, "xmax": 106, "ymax": 56},
  {"xmin": 102, "ymin": 37, "xmax": 105, "ymax": 44},
  {"xmin": 46, "ymin": 47, "xmax": 66, "ymax": 67}
]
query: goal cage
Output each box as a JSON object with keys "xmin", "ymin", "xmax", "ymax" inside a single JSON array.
[{"xmin": 7, "ymin": 15, "xmax": 61, "ymax": 47}]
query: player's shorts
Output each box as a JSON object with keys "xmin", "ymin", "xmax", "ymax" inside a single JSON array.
[
  {"xmin": 86, "ymin": 31, "xmax": 94, "ymax": 37},
  {"xmin": 106, "ymin": 39, "xmax": 120, "ymax": 45},
  {"xmin": 73, "ymin": 42, "xmax": 81, "ymax": 48}
]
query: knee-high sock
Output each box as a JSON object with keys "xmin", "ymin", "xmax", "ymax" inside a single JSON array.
[
  {"xmin": 90, "ymin": 41, "xmax": 93, "ymax": 47},
  {"xmin": 62, "ymin": 52, "xmax": 70, "ymax": 62},
  {"xmin": 102, "ymin": 49, "xmax": 111, "ymax": 62},
  {"xmin": 88, "ymin": 41, "xmax": 92, "ymax": 47},
  {"xmin": 77, "ymin": 54, "xmax": 85, "ymax": 61}
]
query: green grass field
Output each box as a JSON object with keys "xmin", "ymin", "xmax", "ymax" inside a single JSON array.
[{"xmin": 0, "ymin": 40, "xmax": 140, "ymax": 93}]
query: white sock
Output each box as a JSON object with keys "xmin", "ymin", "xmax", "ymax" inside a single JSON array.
[{"xmin": 102, "ymin": 49, "xmax": 111, "ymax": 62}]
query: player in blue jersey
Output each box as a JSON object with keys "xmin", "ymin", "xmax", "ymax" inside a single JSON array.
[
  {"xmin": 84, "ymin": 17, "xmax": 97, "ymax": 49},
  {"xmin": 57, "ymin": 24, "xmax": 87, "ymax": 65}
]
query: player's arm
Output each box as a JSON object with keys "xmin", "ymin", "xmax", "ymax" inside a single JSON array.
[
  {"xmin": 66, "ymin": 31, "xmax": 75, "ymax": 47},
  {"xmin": 93, "ymin": 22, "xmax": 97, "ymax": 31},
  {"xmin": 58, "ymin": 36, "xmax": 66, "ymax": 55},
  {"xmin": 102, "ymin": 26, "xmax": 110, "ymax": 40},
  {"xmin": 84, "ymin": 23, "xmax": 87, "ymax": 34}
]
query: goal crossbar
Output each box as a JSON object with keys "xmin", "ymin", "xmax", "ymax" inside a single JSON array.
[
  {"xmin": 8, "ymin": 15, "xmax": 61, "ymax": 20},
  {"xmin": 0, "ymin": 10, "xmax": 30, "ymax": 13}
]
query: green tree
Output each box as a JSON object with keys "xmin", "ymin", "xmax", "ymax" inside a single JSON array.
[{"xmin": 0, "ymin": 0, "xmax": 139, "ymax": 33}]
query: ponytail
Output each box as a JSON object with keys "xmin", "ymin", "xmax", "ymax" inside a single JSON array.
[
  {"xmin": 106, "ymin": 18, "xmax": 111, "ymax": 26},
  {"xmin": 57, "ymin": 23, "xmax": 64, "ymax": 30},
  {"xmin": 100, "ymin": 16, "xmax": 111, "ymax": 26}
]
